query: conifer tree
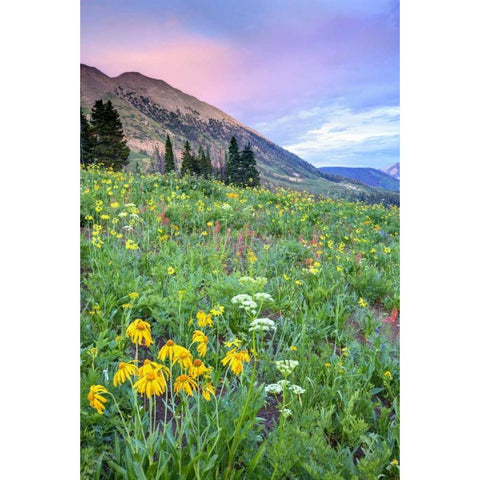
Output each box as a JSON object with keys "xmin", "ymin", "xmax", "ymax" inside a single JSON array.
[
  {"xmin": 226, "ymin": 136, "xmax": 240, "ymax": 185},
  {"xmin": 180, "ymin": 141, "xmax": 196, "ymax": 176},
  {"xmin": 80, "ymin": 110, "xmax": 95, "ymax": 166},
  {"xmin": 164, "ymin": 134, "xmax": 175, "ymax": 173},
  {"xmin": 90, "ymin": 99, "xmax": 130, "ymax": 170},
  {"xmin": 240, "ymin": 143, "xmax": 260, "ymax": 187},
  {"xmin": 198, "ymin": 146, "xmax": 213, "ymax": 178}
]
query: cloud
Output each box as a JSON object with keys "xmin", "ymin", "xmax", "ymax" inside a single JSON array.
[{"xmin": 281, "ymin": 105, "xmax": 399, "ymax": 168}]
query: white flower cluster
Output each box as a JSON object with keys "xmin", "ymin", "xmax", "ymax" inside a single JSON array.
[
  {"xmin": 275, "ymin": 360, "xmax": 299, "ymax": 376},
  {"xmin": 279, "ymin": 408, "xmax": 292, "ymax": 418},
  {"xmin": 231, "ymin": 294, "xmax": 258, "ymax": 314},
  {"xmin": 253, "ymin": 292, "xmax": 274, "ymax": 303},
  {"xmin": 221, "ymin": 203, "xmax": 232, "ymax": 210},
  {"xmin": 264, "ymin": 383, "xmax": 283, "ymax": 394},
  {"xmin": 248, "ymin": 317, "xmax": 276, "ymax": 332},
  {"xmin": 289, "ymin": 385, "xmax": 306, "ymax": 395},
  {"xmin": 264, "ymin": 380, "xmax": 305, "ymax": 396}
]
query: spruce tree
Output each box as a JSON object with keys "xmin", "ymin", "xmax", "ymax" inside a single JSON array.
[
  {"xmin": 164, "ymin": 134, "xmax": 175, "ymax": 173},
  {"xmin": 80, "ymin": 110, "xmax": 95, "ymax": 166},
  {"xmin": 90, "ymin": 99, "xmax": 130, "ymax": 170},
  {"xmin": 240, "ymin": 143, "xmax": 260, "ymax": 187},
  {"xmin": 180, "ymin": 141, "xmax": 196, "ymax": 176},
  {"xmin": 226, "ymin": 136, "xmax": 240, "ymax": 185},
  {"xmin": 198, "ymin": 146, "xmax": 213, "ymax": 178}
]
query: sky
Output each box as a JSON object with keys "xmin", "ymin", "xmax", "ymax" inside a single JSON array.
[{"xmin": 81, "ymin": 0, "xmax": 399, "ymax": 169}]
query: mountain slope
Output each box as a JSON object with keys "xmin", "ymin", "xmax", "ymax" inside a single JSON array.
[
  {"xmin": 381, "ymin": 162, "xmax": 400, "ymax": 180},
  {"xmin": 81, "ymin": 64, "xmax": 321, "ymax": 184},
  {"xmin": 319, "ymin": 167, "xmax": 400, "ymax": 192}
]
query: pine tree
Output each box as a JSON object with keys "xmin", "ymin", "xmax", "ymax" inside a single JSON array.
[
  {"xmin": 226, "ymin": 136, "xmax": 240, "ymax": 185},
  {"xmin": 180, "ymin": 141, "xmax": 196, "ymax": 176},
  {"xmin": 164, "ymin": 134, "xmax": 175, "ymax": 173},
  {"xmin": 80, "ymin": 110, "xmax": 95, "ymax": 166},
  {"xmin": 198, "ymin": 146, "xmax": 213, "ymax": 178},
  {"xmin": 240, "ymin": 143, "xmax": 260, "ymax": 187},
  {"xmin": 90, "ymin": 99, "xmax": 130, "ymax": 170}
]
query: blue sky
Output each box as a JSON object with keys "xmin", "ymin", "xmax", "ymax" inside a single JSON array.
[{"xmin": 82, "ymin": 0, "xmax": 399, "ymax": 169}]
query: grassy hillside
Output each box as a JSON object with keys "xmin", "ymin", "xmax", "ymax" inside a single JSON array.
[{"xmin": 81, "ymin": 166, "xmax": 400, "ymax": 479}]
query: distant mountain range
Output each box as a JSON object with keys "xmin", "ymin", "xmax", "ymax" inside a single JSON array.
[
  {"xmin": 318, "ymin": 167, "xmax": 400, "ymax": 192},
  {"xmin": 81, "ymin": 64, "xmax": 399, "ymax": 203},
  {"xmin": 381, "ymin": 162, "xmax": 400, "ymax": 180}
]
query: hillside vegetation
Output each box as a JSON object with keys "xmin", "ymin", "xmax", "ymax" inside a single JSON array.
[{"xmin": 81, "ymin": 166, "xmax": 399, "ymax": 479}]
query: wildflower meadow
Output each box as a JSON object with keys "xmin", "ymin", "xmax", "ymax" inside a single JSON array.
[{"xmin": 81, "ymin": 165, "xmax": 399, "ymax": 479}]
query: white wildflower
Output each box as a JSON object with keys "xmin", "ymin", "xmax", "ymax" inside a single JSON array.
[
  {"xmin": 275, "ymin": 360, "xmax": 299, "ymax": 376},
  {"xmin": 277, "ymin": 379, "xmax": 290, "ymax": 388},
  {"xmin": 264, "ymin": 383, "xmax": 283, "ymax": 394},
  {"xmin": 279, "ymin": 408, "xmax": 292, "ymax": 418},
  {"xmin": 253, "ymin": 292, "xmax": 274, "ymax": 303},
  {"xmin": 231, "ymin": 294, "xmax": 253, "ymax": 304},
  {"xmin": 289, "ymin": 385, "xmax": 306, "ymax": 395},
  {"xmin": 248, "ymin": 317, "xmax": 276, "ymax": 332}
]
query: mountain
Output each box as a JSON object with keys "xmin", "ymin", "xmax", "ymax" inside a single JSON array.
[
  {"xmin": 81, "ymin": 65, "xmax": 323, "ymax": 185},
  {"xmin": 381, "ymin": 162, "xmax": 400, "ymax": 180},
  {"xmin": 80, "ymin": 64, "xmax": 398, "ymax": 204},
  {"xmin": 318, "ymin": 167, "xmax": 400, "ymax": 192}
]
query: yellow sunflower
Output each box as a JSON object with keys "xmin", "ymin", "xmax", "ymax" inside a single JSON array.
[
  {"xmin": 173, "ymin": 374, "xmax": 198, "ymax": 396},
  {"xmin": 201, "ymin": 382, "xmax": 216, "ymax": 401},
  {"xmin": 196, "ymin": 310, "xmax": 213, "ymax": 328},
  {"xmin": 173, "ymin": 347, "xmax": 193, "ymax": 370},
  {"xmin": 158, "ymin": 339, "xmax": 184, "ymax": 362},
  {"xmin": 192, "ymin": 330, "xmax": 208, "ymax": 357},
  {"xmin": 133, "ymin": 371, "xmax": 166, "ymax": 398},
  {"xmin": 189, "ymin": 358, "xmax": 211, "ymax": 378},
  {"xmin": 87, "ymin": 385, "xmax": 108, "ymax": 414},
  {"xmin": 113, "ymin": 361, "xmax": 137, "ymax": 386},
  {"xmin": 126, "ymin": 319, "xmax": 153, "ymax": 347},
  {"xmin": 221, "ymin": 348, "xmax": 251, "ymax": 375}
]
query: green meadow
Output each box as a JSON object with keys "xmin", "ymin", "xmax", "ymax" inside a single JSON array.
[{"xmin": 81, "ymin": 165, "xmax": 399, "ymax": 479}]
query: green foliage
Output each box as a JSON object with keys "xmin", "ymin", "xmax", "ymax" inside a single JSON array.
[
  {"xmin": 164, "ymin": 134, "xmax": 176, "ymax": 173},
  {"xmin": 89, "ymin": 99, "xmax": 130, "ymax": 170},
  {"xmin": 81, "ymin": 168, "xmax": 400, "ymax": 479}
]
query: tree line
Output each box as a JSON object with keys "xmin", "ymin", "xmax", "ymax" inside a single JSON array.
[{"xmin": 81, "ymin": 99, "xmax": 260, "ymax": 187}]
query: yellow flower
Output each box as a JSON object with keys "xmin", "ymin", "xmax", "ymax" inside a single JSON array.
[
  {"xmin": 87, "ymin": 385, "xmax": 108, "ymax": 414},
  {"xmin": 192, "ymin": 330, "xmax": 209, "ymax": 357},
  {"xmin": 133, "ymin": 371, "xmax": 166, "ymax": 398},
  {"xmin": 174, "ymin": 374, "xmax": 198, "ymax": 396},
  {"xmin": 167, "ymin": 266, "xmax": 175, "ymax": 275},
  {"xmin": 121, "ymin": 303, "xmax": 132, "ymax": 309},
  {"xmin": 189, "ymin": 359, "xmax": 211, "ymax": 378},
  {"xmin": 126, "ymin": 319, "xmax": 153, "ymax": 347},
  {"xmin": 125, "ymin": 239, "xmax": 139, "ymax": 250},
  {"xmin": 196, "ymin": 310, "xmax": 213, "ymax": 327},
  {"xmin": 201, "ymin": 382, "xmax": 215, "ymax": 401},
  {"xmin": 336, "ymin": 266, "xmax": 343, "ymax": 272},
  {"xmin": 128, "ymin": 292, "xmax": 139, "ymax": 299},
  {"xmin": 384, "ymin": 247, "xmax": 391, "ymax": 254},
  {"xmin": 221, "ymin": 348, "xmax": 251, "ymax": 375},
  {"xmin": 210, "ymin": 305, "xmax": 224, "ymax": 316},
  {"xmin": 224, "ymin": 338, "xmax": 241, "ymax": 348},
  {"xmin": 358, "ymin": 297, "xmax": 367, "ymax": 308},
  {"xmin": 138, "ymin": 359, "xmax": 161, "ymax": 377},
  {"xmin": 384, "ymin": 371, "xmax": 393, "ymax": 380},
  {"xmin": 392, "ymin": 459, "xmax": 399, "ymax": 466},
  {"xmin": 173, "ymin": 348, "xmax": 193, "ymax": 370},
  {"xmin": 113, "ymin": 362, "xmax": 137, "ymax": 387},
  {"xmin": 158, "ymin": 339, "xmax": 184, "ymax": 362},
  {"xmin": 325, "ymin": 363, "xmax": 331, "ymax": 368},
  {"xmin": 290, "ymin": 346, "xmax": 298, "ymax": 351}
]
